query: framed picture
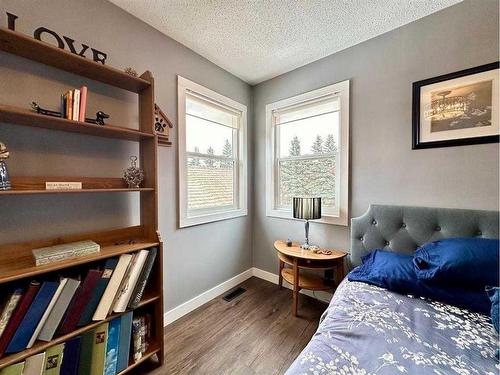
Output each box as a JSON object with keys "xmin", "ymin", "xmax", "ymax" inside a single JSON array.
[{"xmin": 412, "ymin": 62, "xmax": 499, "ymax": 149}]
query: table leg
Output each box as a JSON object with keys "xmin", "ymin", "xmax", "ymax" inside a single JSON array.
[
  {"xmin": 292, "ymin": 258, "xmax": 299, "ymax": 317},
  {"xmin": 278, "ymin": 259, "xmax": 284, "ymax": 289}
]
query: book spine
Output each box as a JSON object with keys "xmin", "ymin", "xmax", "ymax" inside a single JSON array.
[
  {"xmin": 0, "ymin": 288, "xmax": 23, "ymax": 338},
  {"xmin": 67, "ymin": 90, "xmax": 73, "ymax": 120},
  {"xmin": 60, "ymin": 94, "xmax": 66, "ymax": 119},
  {"xmin": 34, "ymin": 248, "xmax": 99, "ymax": 266},
  {"xmin": 132, "ymin": 318, "xmax": 142, "ymax": 362},
  {"xmin": 73, "ymin": 89, "xmax": 80, "ymax": 121},
  {"xmin": 0, "ymin": 281, "xmax": 40, "ymax": 357},
  {"xmin": 140, "ymin": 316, "xmax": 146, "ymax": 353},
  {"xmin": 60, "ymin": 336, "xmax": 81, "ymax": 375},
  {"xmin": 128, "ymin": 248, "xmax": 157, "ymax": 309},
  {"xmin": 79, "ymin": 86, "xmax": 87, "ymax": 122},
  {"xmin": 116, "ymin": 312, "xmax": 132, "ymax": 373}
]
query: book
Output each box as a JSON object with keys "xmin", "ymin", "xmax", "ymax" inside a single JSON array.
[
  {"xmin": 104, "ymin": 318, "xmax": 120, "ymax": 375},
  {"xmin": 116, "ymin": 312, "xmax": 132, "ymax": 373},
  {"xmin": 38, "ymin": 278, "xmax": 80, "ymax": 341},
  {"xmin": 58, "ymin": 270, "xmax": 102, "ymax": 335},
  {"xmin": 6, "ymin": 281, "xmax": 58, "ymax": 353},
  {"xmin": 78, "ymin": 86, "xmax": 87, "ymax": 122},
  {"xmin": 45, "ymin": 182, "xmax": 82, "ymax": 190},
  {"xmin": 78, "ymin": 258, "xmax": 118, "ymax": 327},
  {"xmin": 0, "ymin": 362, "xmax": 24, "ymax": 375},
  {"xmin": 42, "ymin": 343, "xmax": 65, "ymax": 375},
  {"xmin": 128, "ymin": 248, "xmax": 157, "ymax": 309},
  {"xmin": 0, "ymin": 288, "xmax": 23, "ymax": 338},
  {"xmin": 113, "ymin": 250, "xmax": 149, "ymax": 313},
  {"xmin": 66, "ymin": 90, "xmax": 73, "ymax": 120},
  {"xmin": 77, "ymin": 330, "xmax": 94, "ymax": 375},
  {"xmin": 92, "ymin": 254, "xmax": 133, "ymax": 321},
  {"xmin": 110, "ymin": 253, "xmax": 136, "ymax": 314},
  {"xmin": 0, "ymin": 281, "xmax": 40, "ymax": 357},
  {"xmin": 91, "ymin": 323, "xmax": 108, "ymax": 375},
  {"xmin": 32, "ymin": 241, "xmax": 100, "ymax": 266},
  {"xmin": 140, "ymin": 316, "xmax": 147, "ymax": 353},
  {"xmin": 72, "ymin": 89, "xmax": 80, "ymax": 122},
  {"xmin": 27, "ymin": 279, "xmax": 67, "ymax": 348},
  {"xmin": 60, "ymin": 336, "xmax": 81, "ymax": 375},
  {"xmin": 60, "ymin": 94, "xmax": 65, "ymax": 119},
  {"xmin": 131, "ymin": 317, "xmax": 142, "ymax": 362},
  {"xmin": 23, "ymin": 352, "xmax": 46, "ymax": 375}
]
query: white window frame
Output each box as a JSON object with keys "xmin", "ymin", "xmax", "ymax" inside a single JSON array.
[
  {"xmin": 265, "ymin": 80, "xmax": 350, "ymax": 226},
  {"xmin": 178, "ymin": 76, "xmax": 248, "ymax": 228}
]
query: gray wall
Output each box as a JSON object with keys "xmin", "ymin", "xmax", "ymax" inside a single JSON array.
[
  {"xmin": 252, "ymin": 0, "xmax": 500, "ymax": 274},
  {"xmin": 0, "ymin": 0, "xmax": 253, "ymax": 311}
]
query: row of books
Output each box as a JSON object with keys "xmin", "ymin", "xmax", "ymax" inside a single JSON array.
[
  {"xmin": 0, "ymin": 311, "xmax": 152, "ymax": 375},
  {"xmin": 61, "ymin": 87, "xmax": 87, "ymax": 122},
  {"xmin": 0, "ymin": 248, "xmax": 157, "ymax": 357}
]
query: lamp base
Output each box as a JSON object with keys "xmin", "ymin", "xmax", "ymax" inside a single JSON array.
[{"xmin": 300, "ymin": 243, "xmax": 319, "ymax": 250}]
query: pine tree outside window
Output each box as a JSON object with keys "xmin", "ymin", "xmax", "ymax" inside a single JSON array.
[
  {"xmin": 265, "ymin": 81, "xmax": 350, "ymax": 226},
  {"xmin": 178, "ymin": 76, "xmax": 248, "ymax": 227}
]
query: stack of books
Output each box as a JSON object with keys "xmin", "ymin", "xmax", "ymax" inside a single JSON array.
[
  {"xmin": 32, "ymin": 240, "xmax": 100, "ymax": 266},
  {"xmin": 0, "ymin": 312, "xmax": 139, "ymax": 375},
  {"xmin": 61, "ymin": 86, "xmax": 87, "ymax": 122},
  {"xmin": 0, "ymin": 247, "xmax": 157, "ymax": 372}
]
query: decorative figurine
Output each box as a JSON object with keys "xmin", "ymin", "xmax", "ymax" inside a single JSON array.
[
  {"xmin": 123, "ymin": 156, "xmax": 144, "ymax": 188},
  {"xmin": 124, "ymin": 67, "xmax": 138, "ymax": 77},
  {"xmin": 0, "ymin": 142, "xmax": 11, "ymax": 190},
  {"xmin": 85, "ymin": 111, "xmax": 110, "ymax": 126},
  {"xmin": 31, "ymin": 102, "xmax": 62, "ymax": 118}
]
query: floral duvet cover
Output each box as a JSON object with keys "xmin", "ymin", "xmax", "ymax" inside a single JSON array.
[{"xmin": 286, "ymin": 280, "xmax": 499, "ymax": 375}]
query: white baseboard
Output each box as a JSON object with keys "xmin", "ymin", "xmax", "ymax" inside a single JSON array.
[
  {"xmin": 252, "ymin": 267, "xmax": 332, "ymax": 304},
  {"xmin": 164, "ymin": 268, "xmax": 253, "ymax": 325}
]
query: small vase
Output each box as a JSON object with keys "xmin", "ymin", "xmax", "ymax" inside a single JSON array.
[
  {"xmin": 123, "ymin": 155, "xmax": 144, "ymax": 189},
  {"xmin": 0, "ymin": 160, "xmax": 11, "ymax": 190}
]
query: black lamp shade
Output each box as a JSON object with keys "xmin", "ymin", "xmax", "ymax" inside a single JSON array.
[{"xmin": 293, "ymin": 197, "xmax": 322, "ymax": 220}]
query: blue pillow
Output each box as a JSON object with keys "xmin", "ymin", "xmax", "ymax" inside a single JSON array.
[
  {"xmin": 486, "ymin": 286, "xmax": 499, "ymax": 333},
  {"xmin": 348, "ymin": 250, "xmax": 490, "ymax": 314},
  {"xmin": 413, "ymin": 238, "xmax": 499, "ymax": 287}
]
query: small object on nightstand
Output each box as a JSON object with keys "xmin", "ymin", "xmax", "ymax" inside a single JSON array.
[{"xmin": 286, "ymin": 239, "xmax": 292, "ymax": 247}]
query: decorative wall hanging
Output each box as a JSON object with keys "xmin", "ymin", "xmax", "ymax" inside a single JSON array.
[
  {"xmin": 0, "ymin": 142, "xmax": 11, "ymax": 190},
  {"xmin": 154, "ymin": 104, "xmax": 174, "ymax": 146},
  {"xmin": 412, "ymin": 62, "xmax": 499, "ymax": 149}
]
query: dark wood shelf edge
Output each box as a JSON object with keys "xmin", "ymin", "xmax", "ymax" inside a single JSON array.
[
  {"xmin": 0, "ymin": 295, "xmax": 161, "ymax": 369},
  {"xmin": 0, "ymin": 28, "xmax": 150, "ymax": 93}
]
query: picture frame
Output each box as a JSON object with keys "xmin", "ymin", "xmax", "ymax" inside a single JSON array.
[{"xmin": 412, "ymin": 62, "xmax": 499, "ymax": 149}]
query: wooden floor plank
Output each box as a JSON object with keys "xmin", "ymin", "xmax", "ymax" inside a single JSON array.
[{"xmin": 140, "ymin": 277, "xmax": 326, "ymax": 375}]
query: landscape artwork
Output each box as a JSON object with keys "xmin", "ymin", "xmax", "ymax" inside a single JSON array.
[{"xmin": 412, "ymin": 62, "xmax": 499, "ymax": 149}]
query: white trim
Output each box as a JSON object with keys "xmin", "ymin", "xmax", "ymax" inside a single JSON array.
[
  {"xmin": 164, "ymin": 267, "xmax": 332, "ymax": 326},
  {"xmin": 265, "ymin": 80, "xmax": 350, "ymax": 226},
  {"xmin": 164, "ymin": 268, "xmax": 254, "ymax": 325},
  {"xmin": 178, "ymin": 76, "xmax": 248, "ymax": 228}
]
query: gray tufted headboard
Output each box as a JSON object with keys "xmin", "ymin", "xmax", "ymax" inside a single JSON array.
[{"xmin": 350, "ymin": 204, "xmax": 499, "ymax": 268}]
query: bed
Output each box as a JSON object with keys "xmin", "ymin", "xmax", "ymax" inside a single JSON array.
[{"xmin": 286, "ymin": 204, "xmax": 499, "ymax": 375}]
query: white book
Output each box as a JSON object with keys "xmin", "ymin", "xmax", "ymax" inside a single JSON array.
[
  {"xmin": 93, "ymin": 254, "xmax": 133, "ymax": 321},
  {"xmin": 73, "ymin": 89, "xmax": 80, "ymax": 121},
  {"xmin": 113, "ymin": 250, "xmax": 149, "ymax": 313},
  {"xmin": 23, "ymin": 352, "xmax": 46, "ymax": 375},
  {"xmin": 110, "ymin": 253, "xmax": 137, "ymax": 314},
  {"xmin": 27, "ymin": 278, "xmax": 68, "ymax": 348}
]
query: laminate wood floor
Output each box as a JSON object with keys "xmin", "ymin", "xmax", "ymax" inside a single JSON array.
[{"xmin": 144, "ymin": 277, "xmax": 327, "ymax": 375}]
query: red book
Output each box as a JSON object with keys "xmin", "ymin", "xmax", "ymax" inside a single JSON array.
[
  {"xmin": 57, "ymin": 269, "xmax": 102, "ymax": 336},
  {"xmin": 78, "ymin": 86, "xmax": 87, "ymax": 122},
  {"xmin": 0, "ymin": 281, "xmax": 40, "ymax": 357}
]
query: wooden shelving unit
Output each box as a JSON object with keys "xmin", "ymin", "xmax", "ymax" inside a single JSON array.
[{"xmin": 0, "ymin": 27, "xmax": 164, "ymax": 373}]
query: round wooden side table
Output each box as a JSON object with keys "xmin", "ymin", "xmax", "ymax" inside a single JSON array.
[{"xmin": 274, "ymin": 240, "xmax": 347, "ymax": 317}]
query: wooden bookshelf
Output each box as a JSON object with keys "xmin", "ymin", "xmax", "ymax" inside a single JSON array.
[{"xmin": 0, "ymin": 28, "xmax": 164, "ymax": 373}]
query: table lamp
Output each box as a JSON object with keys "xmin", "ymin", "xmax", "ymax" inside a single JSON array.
[{"xmin": 293, "ymin": 197, "xmax": 322, "ymax": 249}]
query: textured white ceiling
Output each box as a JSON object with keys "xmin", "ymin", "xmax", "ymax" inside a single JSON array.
[{"xmin": 109, "ymin": 0, "xmax": 462, "ymax": 85}]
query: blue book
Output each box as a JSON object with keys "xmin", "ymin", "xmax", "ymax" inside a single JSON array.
[
  {"xmin": 78, "ymin": 258, "xmax": 118, "ymax": 326},
  {"xmin": 104, "ymin": 318, "xmax": 121, "ymax": 375},
  {"xmin": 116, "ymin": 312, "xmax": 133, "ymax": 373},
  {"xmin": 5, "ymin": 281, "xmax": 59, "ymax": 353},
  {"xmin": 60, "ymin": 336, "xmax": 82, "ymax": 375}
]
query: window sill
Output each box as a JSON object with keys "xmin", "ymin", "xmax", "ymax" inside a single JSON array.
[
  {"xmin": 180, "ymin": 208, "xmax": 248, "ymax": 228},
  {"xmin": 266, "ymin": 209, "xmax": 348, "ymax": 226}
]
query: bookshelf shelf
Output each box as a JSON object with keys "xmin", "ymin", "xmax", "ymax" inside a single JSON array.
[
  {"xmin": 0, "ymin": 28, "xmax": 151, "ymax": 93},
  {"xmin": 0, "ymin": 294, "xmax": 160, "ymax": 369},
  {"xmin": 0, "ymin": 105, "xmax": 154, "ymax": 141},
  {"xmin": 0, "ymin": 27, "xmax": 163, "ymax": 373}
]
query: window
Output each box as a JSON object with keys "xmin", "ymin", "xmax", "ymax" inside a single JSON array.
[
  {"xmin": 265, "ymin": 80, "xmax": 349, "ymax": 225},
  {"xmin": 178, "ymin": 76, "xmax": 247, "ymax": 227}
]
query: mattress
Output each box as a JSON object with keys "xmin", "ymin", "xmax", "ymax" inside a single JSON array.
[{"xmin": 286, "ymin": 279, "xmax": 499, "ymax": 375}]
